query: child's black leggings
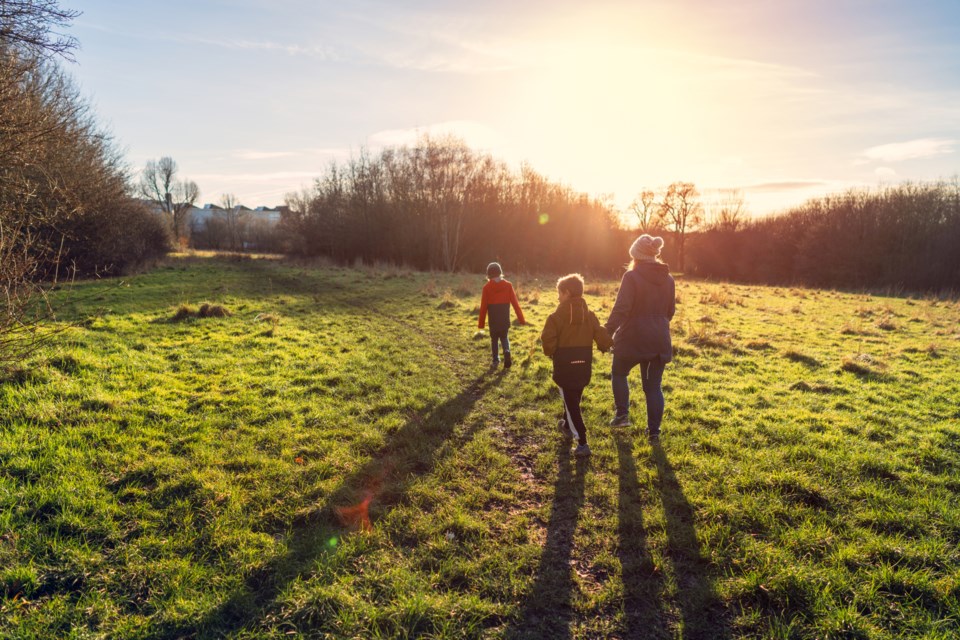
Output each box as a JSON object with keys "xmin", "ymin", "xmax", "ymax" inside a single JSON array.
[{"xmin": 560, "ymin": 386, "xmax": 587, "ymax": 445}]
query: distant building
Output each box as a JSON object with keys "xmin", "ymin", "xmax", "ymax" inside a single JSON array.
[
  {"xmin": 186, "ymin": 203, "xmax": 285, "ymax": 228},
  {"xmin": 252, "ymin": 205, "xmax": 283, "ymax": 225},
  {"xmin": 141, "ymin": 199, "xmax": 288, "ymax": 250}
]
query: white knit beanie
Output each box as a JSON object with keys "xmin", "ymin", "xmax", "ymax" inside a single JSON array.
[{"xmin": 629, "ymin": 234, "xmax": 664, "ymax": 260}]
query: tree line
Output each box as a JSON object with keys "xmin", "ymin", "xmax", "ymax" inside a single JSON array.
[
  {"xmin": 687, "ymin": 181, "xmax": 960, "ymax": 292},
  {"xmin": 281, "ymin": 136, "xmax": 960, "ymax": 294},
  {"xmin": 281, "ymin": 135, "xmax": 631, "ymax": 275},
  {"xmin": 1, "ymin": 1, "xmax": 168, "ymax": 366}
]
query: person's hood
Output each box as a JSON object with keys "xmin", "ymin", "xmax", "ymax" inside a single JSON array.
[
  {"xmin": 635, "ymin": 261, "xmax": 671, "ymax": 286},
  {"xmin": 556, "ymin": 297, "xmax": 588, "ymax": 325}
]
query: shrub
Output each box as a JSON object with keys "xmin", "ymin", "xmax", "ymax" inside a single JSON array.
[
  {"xmin": 1, "ymin": 7, "xmax": 169, "ymax": 366},
  {"xmin": 171, "ymin": 305, "xmax": 196, "ymax": 322},
  {"xmin": 198, "ymin": 303, "xmax": 230, "ymax": 318}
]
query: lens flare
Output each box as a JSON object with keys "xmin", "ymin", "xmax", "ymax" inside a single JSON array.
[
  {"xmin": 538, "ymin": 213, "xmax": 550, "ymax": 225},
  {"xmin": 334, "ymin": 493, "xmax": 373, "ymax": 532}
]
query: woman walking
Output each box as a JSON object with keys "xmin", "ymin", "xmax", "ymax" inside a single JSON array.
[{"xmin": 605, "ymin": 234, "xmax": 676, "ymax": 442}]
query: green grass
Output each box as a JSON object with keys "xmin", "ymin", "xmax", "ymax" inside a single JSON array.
[{"xmin": 2, "ymin": 256, "xmax": 959, "ymax": 639}]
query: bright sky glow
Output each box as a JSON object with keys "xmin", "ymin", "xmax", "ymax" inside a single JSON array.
[{"xmin": 70, "ymin": 0, "xmax": 960, "ymax": 217}]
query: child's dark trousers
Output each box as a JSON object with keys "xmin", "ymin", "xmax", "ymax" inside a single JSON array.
[{"xmin": 559, "ymin": 386, "xmax": 587, "ymax": 445}]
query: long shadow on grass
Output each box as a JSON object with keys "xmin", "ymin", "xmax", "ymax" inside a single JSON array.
[
  {"xmin": 152, "ymin": 368, "xmax": 504, "ymax": 639},
  {"xmin": 505, "ymin": 443, "xmax": 588, "ymax": 640},
  {"xmin": 650, "ymin": 442, "xmax": 729, "ymax": 639},
  {"xmin": 614, "ymin": 430, "xmax": 670, "ymax": 638}
]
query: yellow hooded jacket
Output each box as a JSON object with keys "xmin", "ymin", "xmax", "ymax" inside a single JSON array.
[{"xmin": 541, "ymin": 297, "xmax": 613, "ymax": 388}]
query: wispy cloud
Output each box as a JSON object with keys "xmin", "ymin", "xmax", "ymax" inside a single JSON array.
[
  {"xmin": 182, "ymin": 36, "xmax": 339, "ymax": 59},
  {"xmin": 742, "ymin": 181, "xmax": 834, "ymax": 193},
  {"xmin": 341, "ymin": 8, "xmax": 524, "ymax": 74},
  {"xmin": 232, "ymin": 148, "xmax": 352, "ymax": 161},
  {"xmin": 856, "ymin": 138, "xmax": 956, "ymax": 164},
  {"xmin": 875, "ymin": 167, "xmax": 898, "ymax": 180},
  {"xmin": 192, "ymin": 170, "xmax": 322, "ymax": 183},
  {"xmin": 78, "ymin": 19, "xmax": 342, "ymax": 60},
  {"xmin": 234, "ymin": 150, "xmax": 300, "ymax": 160}
]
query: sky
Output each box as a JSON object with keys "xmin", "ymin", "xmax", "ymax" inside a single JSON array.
[{"xmin": 67, "ymin": 0, "xmax": 960, "ymax": 217}]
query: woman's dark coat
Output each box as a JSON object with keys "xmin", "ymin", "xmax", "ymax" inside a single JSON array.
[{"xmin": 605, "ymin": 262, "xmax": 676, "ymax": 362}]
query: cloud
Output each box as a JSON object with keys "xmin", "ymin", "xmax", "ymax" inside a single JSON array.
[
  {"xmin": 303, "ymin": 147, "xmax": 353, "ymax": 157},
  {"xmin": 233, "ymin": 148, "xmax": 352, "ymax": 161},
  {"xmin": 191, "ymin": 170, "xmax": 322, "ymax": 183},
  {"xmin": 176, "ymin": 35, "xmax": 340, "ymax": 59},
  {"xmin": 342, "ymin": 8, "xmax": 525, "ymax": 74},
  {"xmin": 856, "ymin": 138, "xmax": 955, "ymax": 164},
  {"xmin": 234, "ymin": 150, "xmax": 300, "ymax": 160},
  {"xmin": 875, "ymin": 167, "xmax": 898, "ymax": 180},
  {"xmin": 742, "ymin": 181, "xmax": 834, "ymax": 193},
  {"xmin": 76, "ymin": 20, "xmax": 341, "ymax": 59}
]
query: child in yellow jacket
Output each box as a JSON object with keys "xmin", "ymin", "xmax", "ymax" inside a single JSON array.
[{"xmin": 540, "ymin": 274, "xmax": 613, "ymax": 456}]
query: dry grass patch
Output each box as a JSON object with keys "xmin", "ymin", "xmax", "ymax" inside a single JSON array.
[
  {"xmin": 876, "ymin": 316, "xmax": 898, "ymax": 331},
  {"xmin": 784, "ymin": 350, "xmax": 821, "ymax": 368},
  {"xmin": 198, "ymin": 303, "xmax": 230, "ymax": 318},
  {"xmin": 789, "ymin": 380, "xmax": 842, "ymax": 394},
  {"xmin": 840, "ymin": 353, "xmax": 889, "ymax": 378},
  {"xmin": 436, "ymin": 291, "xmax": 458, "ymax": 310},
  {"xmin": 170, "ymin": 304, "xmax": 196, "ymax": 322},
  {"xmin": 169, "ymin": 303, "xmax": 230, "ymax": 321},
  {"xmin": 700, "ymin": 287, "xmax": 731, "ymax": 308},
  {"xmin": 686, "ymin": 322, "xmax": 737, "ymax": 350},
  {"xmin": 420, "ymin": 279, "xmax": 440, "ymax": 297},
  {"xmin": 840, "ymin": 322, "xmax": 878, "ymax": 336},
  {"xmin": 455, "ymin": 279, "xmax": 475, "ymax": 298}
]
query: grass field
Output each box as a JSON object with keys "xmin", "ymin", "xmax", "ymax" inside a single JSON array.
[{"xmin": 2, "ymin": 254, "xmax": 959, "ymax": 639}]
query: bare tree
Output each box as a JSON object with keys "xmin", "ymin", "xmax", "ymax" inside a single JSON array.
[
  {"xmin": 139, "ymin": 156, "xmax": 199, "ymax": 247},
  {"xmin": 629, "ymin": 189, "xmax": 659, "ymax": 231},
  {"xmin": 0, "ymin": 2, "xmax": 77, "ymax": 368},
  {"xmin": 708, "ymin": 188, "xmax": 746, "ymax": 232},
  {"xmin": 218, "ymin": 192, "xmax": 246, "ymax": 250},
  {"xmin": 0, "ymin": 0, "xmax": 80, "ymax": 59},
  {"xmin": 1, "ymin": 2, "xmax": 167, "ymax": 368},
  {"xmin": 420, "ymin": 135, "xmax": 476, "ymax": 272},
  {"xmin": 219, "ymin": 192, "xmax": 238, "ymax": 211},
  {"xmin": 658, "ymin": 181, "xmax": 703, "ymax": 272}
]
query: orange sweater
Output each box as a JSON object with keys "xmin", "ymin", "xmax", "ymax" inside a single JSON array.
[{"xmin": 478, "ymin": 279, "xmax": 525, "ymax": 330}]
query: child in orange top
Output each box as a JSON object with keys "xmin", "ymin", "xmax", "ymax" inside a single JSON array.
[{"xmin": 478, "ymin": 262, "xmax": 526, "ymax": 368}]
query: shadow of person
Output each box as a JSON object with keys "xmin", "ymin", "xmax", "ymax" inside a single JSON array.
[
  {"xmin": 650, "ymin": 442, "xmax": 729, "ymax": 639},
  {"xmin": 152, "ymin": 368, "xmax": 505, "ymax": 639},
  {"xmin": 614, "ymin": 430, "xmax": 671, "ymax": 638},
  {"xmin": 505, "ymin": 443, "xmax": 589, "ymax": 640}
]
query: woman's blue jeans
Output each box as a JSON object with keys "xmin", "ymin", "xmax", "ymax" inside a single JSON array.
[{"xmin": 611, "ymin": 356, "xmax": 665, "ymax": 434}]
